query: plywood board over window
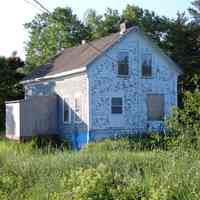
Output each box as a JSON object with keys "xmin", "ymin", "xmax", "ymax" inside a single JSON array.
[{"xmin": 147, "ymin": 94, "xmax": 164, "ymax": 121}]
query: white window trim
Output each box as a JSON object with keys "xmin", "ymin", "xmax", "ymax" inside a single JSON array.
[
  {"xmin": 74, "ymin": 94, "xmax": 82, "ymax": 124},
  {"xmin": 111, "ymin": 97, "xmax": 124, "ymax": 115},
  {"xmin": 117, "ymin": 50, "xmax": 130, "ymax": 77},
  {"xmin": 62, "ymin": 97, "xmax": 71, "ymax": 124}
]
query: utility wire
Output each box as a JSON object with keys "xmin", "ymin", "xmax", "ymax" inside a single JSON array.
[
  {"xmin": 32, "ymin": 0, "xmax": 51, "ymax": 14},
  {"xmin": 25, "ymin": 0, "xmax": 118, "ymax": 64},
  {"xmin": 23, "ymin": 0, "xmax": 44, "ymax": 13}
]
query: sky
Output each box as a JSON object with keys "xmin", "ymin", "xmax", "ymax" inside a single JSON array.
[{"xmin": 0, "ymin": 0, "xmax": 192, "ymax": 60}]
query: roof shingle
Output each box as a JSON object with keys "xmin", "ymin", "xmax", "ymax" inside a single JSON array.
[{"xmin": 24, "ymin": 28, "xmax": 135, "ymax": 81}]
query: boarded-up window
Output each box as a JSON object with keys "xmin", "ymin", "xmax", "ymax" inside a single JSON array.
[
  {"xmin": 147, "ymin": 94, "xmax": 164, "ymax": 121},
  {"xmin": 111, "ymin": 97, "xmax": 123, "ymax": 114},
  {"xmin": 75, "ymin": 96, "xmax": 82, "ymax": 122},
  {"xmin": 118, "ymin": 52, "xmax": 129, "ymax": 76},
  {"xmin": 63, "ymin": 98, "xmax": 70, "ymax": 123},
  {"xmin": 142, "ymin": 53, "xmax": 152, "ymax": 77}
]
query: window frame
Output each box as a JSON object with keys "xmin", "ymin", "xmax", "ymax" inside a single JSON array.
[
  {"xmin": 147, "ymin": 94, "xmax": 165, "ymax": 121},
  {"xmin": 117, "ymin": 51, "xmax": 130, "ymax": 77},
  {"xmin": 111, "ymin": 97, "xmax": 123, "ymax": 115},
  {"xmin": 62, "ymin": 97, "xmax": 71, "ymax": 124},
  {"xmin": 142, "ymin": 53, "xmax": 153, "ymax": 78},
  {"xmin": 74, "ymin": 94, "xmax": 82, "ymax": 123}
]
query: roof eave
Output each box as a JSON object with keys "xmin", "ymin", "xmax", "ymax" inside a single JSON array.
[{"xmin": 21, "ymin": 66, "xmax": 87, "ymax": 84}]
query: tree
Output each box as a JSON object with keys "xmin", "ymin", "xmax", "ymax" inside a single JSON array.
[
  {"xmin": 122, "ymin": 4, "xmax": 172, "ymax": 43},
  {"xmin": 84, "ymin": 8, "xmax": 120, "ymax": 39},
  {"xmin": 159, "ymin": 11, "xmax": 200, "ymax": 92},
  {"xmin": 84, "ymin": 9, "xmax": 102, "ymax": 39},
  {"xmin": 0, "ymin": 54, "xmax": 24, "ymax": 131},
  {"xmin": 25, "ymin": 7, "xmax": 91, "ymax": 72},
  {"xmin": 189, "ymin": 0, "xmax": 200, "ymax": 23}
]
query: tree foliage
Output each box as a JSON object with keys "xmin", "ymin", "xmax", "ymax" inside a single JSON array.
[
  {"xmin": 0, "ymin": 54, "xmax": 24, "ymax": 130},
  {"xmin": 83, "ymin": 8, "xmax": 120, "ymax": 39},
  {"xmin": 25, "ymin": 7, "xmax": 91, "ymax": 72},
  {"xmin": 189, "ymin": 0, "xmax": 200, "ymax": 24},
  {"xmin": 167, "ymin": 76, "xmax": 200, "ymax": 149},
  {"xmin": 24, "ymin": 1, "xmax": 200, "ymax": 93}
]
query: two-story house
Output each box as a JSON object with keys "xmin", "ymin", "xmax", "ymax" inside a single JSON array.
[{"xmin": 6, "ymin": 24, "xmax": 182, "ymax": 149}]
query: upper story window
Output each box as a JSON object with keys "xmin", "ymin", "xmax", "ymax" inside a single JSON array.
[
  {"xmin": 147, "ymin": 94, "xmax": 164, "ymax": 121},
  {"xmin": 74, "ymin": 95, "xmax": 82, "ymax": 123},
  {"xmin": 117, "ymin": 52, "xmax": 129, "ymax": 76},
  {"xmin": 63, "ymin": 97, "xmax": 70, "ymax": 123},
  {"xmin": 111, "ymin": 97, "xmax": 123, "ymax": 114},
  {"xmin": 142, "ymin": 53, "xmax": 152, "ymax": 77}
]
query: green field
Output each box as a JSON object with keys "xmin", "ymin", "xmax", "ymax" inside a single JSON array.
[{"xmin": 0, "ymin": 137, "xmax": 200, "ymax": 200}]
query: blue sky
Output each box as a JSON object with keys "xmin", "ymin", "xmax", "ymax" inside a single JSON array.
[{"xmin": 0, "ymin": 0, "xmax": 192, "ymax": 59}]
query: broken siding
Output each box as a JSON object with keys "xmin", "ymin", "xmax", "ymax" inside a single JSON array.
[{"xmin": 88, "ymin": 29, "xmax": 178, "ymax": 139}]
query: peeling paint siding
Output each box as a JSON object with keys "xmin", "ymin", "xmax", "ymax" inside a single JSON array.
[
  {"xmin": 88, "ymin": 30, "xmax": 178, "ymax": 139},
  {"xmin": 25, "ymin": 73, "xmax": 89, "ymax": 139},
  {"xmin": 24, "ymin": 30, "xmax": 179, "ymax": 142}
]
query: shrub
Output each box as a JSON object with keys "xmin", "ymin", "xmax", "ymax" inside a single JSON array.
[
  {"xmin": 29, "ymin": 135, "xmax": 71, "ymax": 152},
  {"xmin": 167, "ymin": 89, "xmax": 200, "ymax": 149},
  {"xmin": 85, "ymin": 133, "xmax": 174, "ymax": 153}
]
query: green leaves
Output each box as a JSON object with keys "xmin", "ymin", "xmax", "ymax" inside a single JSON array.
[
  {"xmin": 0, "ymin": 55, "xmax": 24, "ymax": 130},
  {"xmin": 25, "ymin": 7, "xmax": 91, "ymax": 73},
  {"xmin": 189, "ymin": 0, "xmax": 200, "ymax": 24}
]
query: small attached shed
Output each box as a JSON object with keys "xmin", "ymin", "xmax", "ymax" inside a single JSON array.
[{"xmin": 6, "ymin": 96, "xmax": 58, "ymax": 140}]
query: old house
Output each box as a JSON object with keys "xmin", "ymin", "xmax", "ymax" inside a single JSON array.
[{"xmin": 6, "ymin": 25, "xmax": 182, "ymax": 149}]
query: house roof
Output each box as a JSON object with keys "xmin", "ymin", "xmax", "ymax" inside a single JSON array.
[
  {"xmin": 23, "ymin": 27, "xmax": 135, "ymax": 82},
  {"xmin": 23, "ymin": 26, "xmax": 182, "ymax": 83}
]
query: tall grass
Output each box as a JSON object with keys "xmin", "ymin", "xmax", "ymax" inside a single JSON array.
[{"xmin": 0, "ymin": 137, "xmax": 200, "ymax": 200}]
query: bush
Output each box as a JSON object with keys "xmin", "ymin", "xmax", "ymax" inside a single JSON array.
[
  {"xmin": 85, "ymin": 133, "xmax": 175, "ymax": 153},
  {"xmin": 29, "ymin": 135, "xmax": 71, "ymax": 152},
  {"xmin": 167, "ymin": 89, "xmax": 200, "ymax": 150}
]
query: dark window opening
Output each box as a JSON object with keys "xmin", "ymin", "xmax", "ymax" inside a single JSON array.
[
  {"xmin": 142, "ymin": 53, "xmax": 152, "ymax": 77},
  {"xmin": 111, "ymin": 97, "xmax": 123, "ymax": 114},
  {"xmin": 118, "ymin": 52, "xmax": 129, "ymax": 76}
]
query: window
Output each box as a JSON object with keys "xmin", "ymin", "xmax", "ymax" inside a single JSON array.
[
  {"xmin": 74, "ymin": 95, "xmax": 82, "ymax": 122},
  {"xmin": 111, "ymin": 97, "xmax": 123, "ymax": 114},
  {"xmin": 63, "ymin": 98, "xmax": 70, "ymax": 123},
  {"xmin": 147, "ymin": 94, "xmax": 164, "ymax": 121},
  {"xmin": 118, "ymin": 52, "xmax": 129, "ymax": 76},
  {"xmin": 142, "ymin": 53, "xmax": 152, "ymax": 77}
]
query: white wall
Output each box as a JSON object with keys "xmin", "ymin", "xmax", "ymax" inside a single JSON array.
[
  {"xmin": 24, "ymin": 73, "xmax": 89, "ymax": 138},
  {"xmin": 6, "ymin": 96, "xmax": 57, "ymax": 140},
  {"xmin": 6, "ymin": 101, "xmax": 20, "ymax": 139},
  {"xmin": 88, "ymin": 29, "xmax": 179, "ymax": 136}
]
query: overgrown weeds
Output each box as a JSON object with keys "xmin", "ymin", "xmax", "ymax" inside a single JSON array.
[{"xmin": 0, "ymin": 134, "xmax": 200, "ymax": 200}]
